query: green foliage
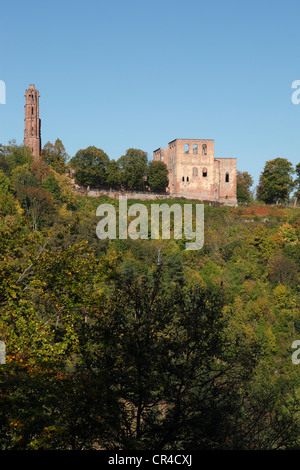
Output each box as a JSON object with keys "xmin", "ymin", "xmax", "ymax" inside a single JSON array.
[
  {"xmin": 11, "ymin": 163, "xmax": 37, "ymax": 193},
  {"xmin": 0, "ymin": 169, "xmax": 11, "ymax": 194},
  {"xmin": 148, "ymin": 160, "xmax": 169, "ymax": 193},
  {"xmin": 5, "ymin": 141, "xmax": 33, "ymax": 174},
  {"xmin": 41, "ymin": 139, "xmax": 68, "ymax": 174},
  {"xmin": 19, "ymin": 186, "xmax": 56, "ymax": 230},
  {"xmin": 257, "ymin": 158, "xmax": 294, "ymax": 204},
  {"xmin": 118, "ymin": 148, "xmax": 148, "ymax": 190},
  {"xmin": 237, "ymin": 170, "xmax": 253, "ymax": 202},
  {"xmin": 0, "ymin": 143, "xmax": 300, "ymax": 450},
  {"xmin": 41, "ymin": 174, "xmax": 61, "ymax": 200},
  {"xmin": 0, "ymin": 192, "xmax": 20, "ymax": 217},
  {"xmin": 105, "ymin": 159, "xmax": 121, "ymax": 188},
  {"xmin": 71, "ymin": 146, "xmax": 110, "ymax": 187}
]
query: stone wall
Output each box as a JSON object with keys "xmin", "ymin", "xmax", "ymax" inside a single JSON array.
[
  {"xmin": 154, "ymin": 138, "xmax": 237, "ymax": 205},
  {"xmin": 73, "ymin": 187, "xmax": 237, "ymax": 205},
  {"xmin": 75, "ymin": 188, "xmax": 170, "ymax": 200}
]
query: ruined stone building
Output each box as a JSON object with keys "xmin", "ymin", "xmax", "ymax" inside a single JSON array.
[
  {"xmin": 24, "ymin": 84, "xmax": 41, "ymax": 159},
  {"xmin": 22, "ymin": 86, "xmax": 237, "ymax": 205},
  {"xmin": 153, "ymin": 139, "xmax": 237, "ymax": 205}
]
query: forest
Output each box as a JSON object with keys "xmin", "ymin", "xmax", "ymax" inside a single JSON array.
[{"xmin": 0, "ymin": 140, "xmax": 300, "ymax": 450}]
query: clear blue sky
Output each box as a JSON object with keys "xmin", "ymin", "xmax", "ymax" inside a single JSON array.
[{"xmin": 1, "ymin": 0, "xmax": 300, "ymax": 188}]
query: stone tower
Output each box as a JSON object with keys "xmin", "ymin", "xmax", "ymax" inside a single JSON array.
[{"xmin": 24, "ymin": 84, "xmax": 41, "ymax": 159}]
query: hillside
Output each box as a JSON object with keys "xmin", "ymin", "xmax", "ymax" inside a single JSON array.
[{"xmin": 0, "ymin": 149, "xmax": 300, "ymax": 449}]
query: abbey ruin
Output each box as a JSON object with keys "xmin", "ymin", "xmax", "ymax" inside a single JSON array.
[
  {"xmin": 153, "ymin": 139, "xmax": 237, "ymax": 205},
  {"xmin": 22, "ymin": 86, "xmax": 237, "ymax": 204}
]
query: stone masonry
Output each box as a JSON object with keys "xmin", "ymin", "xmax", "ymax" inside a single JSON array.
[
  {"xmin": 24, "ymin": 84, "xmax": 41, "ymax": 159},
  {"xmin": 153, "ymin": 139, "xmax": 237, "ymax": 205}
]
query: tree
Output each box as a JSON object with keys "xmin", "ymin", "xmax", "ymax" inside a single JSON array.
[
  {"xmin": 256, "ymin": 158, "xmax": 294, "ymax": 204},
  {"xmin": 0, "ymin": 144, "xmax": 9, "ymax": 174},
  {"xmin": 41, "ymin": 174, "xmax": 61, "ymax": 200},
  {"xmin": 31, "ymin": 159, "xmax": 52, "ymax": 184},
  {"xmin": 85, "ymin": 257, "xmax": 268, "ymax": 450},
  {"xmin": 118, "ymin": 148, "xmax": 148, "ymax": 190},
  {"xmin": 237, "ymin": 171, "xmax": 253, "ymax": 203},
  {"xmin": 5, "ymin": 141, "xmax": 33, "ymax": 174},
  {"xmin": 20, "ymin": 186, "xmax": 55, "ymax": 231},
  {"xmin": 147, "ymin": 160, "xmax": 169, "ymax": 193},
  {"xmin": 0, "ymin": 192, "xmax": 19, "ymax": 217},
  {"xmin": 41, "ymin": 139, "xmax": 68, "ymax": 174},
  {"xmin": 105, "ymin": 159, "xmax": 121, "ymax": 189},
  {"xmin": 0, "ymin": 227, "xmax": 117, "ymax": 450},
  {"xmin": 1, "ymin": 158, "xmax": 300, "ymax": 452},
  {"xmin": 268, "ymin": 252, "xmax": 298, "ymax": 286},
  {"xmin": 11, "ymin": 163, "xmax": 37, "ymax": 193},
  {"xmin": 71, "ymin": 146, "xmax": 109, "ymax": 188},
  {"xmin": 0, "ymin": 169, "xmax": 11, "ymax": 194}
]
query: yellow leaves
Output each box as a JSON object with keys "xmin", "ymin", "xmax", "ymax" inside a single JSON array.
[
  {"xmin": 270, "ymin": 223, "xmax": 299, "ymax": 248},
  {"xmin": 58, "ymin": 202, "xmax": 73, "ymax": 219},
  {"xmin": 98, "ymin": 248, "xmax": 122, "ymax": 279},
  {"xmin": 273, "ymin": 284, "xmax": 287, "ymax": 308},
  {"xmin": 51, "ymin": 170, "xmax": 77, "ymax": 207},
  {"xmin": 277, "ymin": 223, "xmax": 298, "ymax": 245},
  {"xmin": 273, "ymin": 283, "xmax": 296, "ymax": 310},
  {"xmin": 265, "ymin": 325, "xmax": 277, "ymax": 353},
  {"xmin": 15, "ymin": 200, "xmax": 24, "ymax": 216},
  {"xmin": 270, "ymin": 232, "xmax": 285, "ymax": 248},
  {"xmin": 251, "ymin": 296, "xmax": 270, "ymax": 320},
  {"xmin": 184, "ymin": 268, "xmax": 206, "ymax": 291}
]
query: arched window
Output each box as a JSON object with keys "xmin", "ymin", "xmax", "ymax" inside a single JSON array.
[
  {"xmin": 187, "ymin": 176, "xmax": 189, "ymax": 182},
  {"xmin": 193, "ymin": 167, "xmax": 198, "ymax": 177},
  {"xmin": 225, "ymin": 172, "xmax": 229, "ymax": 183},
  {"xmin": 193, "ymin": 144, "xmax": 198, "ymax": 154},
  {"xmin": 202, "ymin": 168, "xmax": 207, "ymax": 177},
  {"xmin": 202, "ymin": 144, "xmax": 207, "ymax": 155},
  {"xmin": 184, "ymin": 144, "xmax": 189, "ymax": 154},
  {"xmin": 182, "ymin": 176, "xmax": 185, "ymax": 182}
]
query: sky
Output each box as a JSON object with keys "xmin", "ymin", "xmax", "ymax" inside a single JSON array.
[{"xmin": 1, "ymin": 0, "xmax": 300, "ymax": 188}]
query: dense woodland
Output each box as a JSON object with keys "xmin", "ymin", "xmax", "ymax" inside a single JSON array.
[{"xmin": 0, "ymin": 140, "xmax": 300, "ymax": 450}]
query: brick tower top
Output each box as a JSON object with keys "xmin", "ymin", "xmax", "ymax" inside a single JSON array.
[{"xmin": 24, "ymin": 84, "xmax": 41, "ymax": 159}]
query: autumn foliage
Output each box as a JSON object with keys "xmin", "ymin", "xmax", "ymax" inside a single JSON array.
[{"xmin": 0, "ymin": 143, "xmax": 300, "ymax": 450}]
